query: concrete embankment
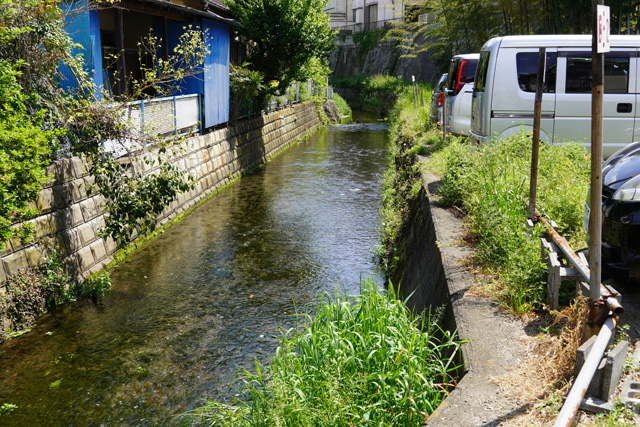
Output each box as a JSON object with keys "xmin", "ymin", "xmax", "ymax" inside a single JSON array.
[
  {"xmin": 393, "ymin": 157, "xmax": 527, "ymax": 426},
  {"xmin": 0, "ymin": 101, "xmax": 321, "ymax": 295}
]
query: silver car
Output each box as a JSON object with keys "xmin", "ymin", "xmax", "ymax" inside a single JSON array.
[{"xmin": 444, "ymin": 53, "xmax": 479, "ymax": 136}]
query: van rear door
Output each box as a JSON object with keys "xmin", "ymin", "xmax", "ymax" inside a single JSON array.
[{"xmin": 554, "ymin": 49, "xmax": 636, "ymax": 157}]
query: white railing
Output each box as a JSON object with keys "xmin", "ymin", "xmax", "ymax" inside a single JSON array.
[{"xmin": 103, "ymin": 94, "xmax": 201, "ymax": 157}]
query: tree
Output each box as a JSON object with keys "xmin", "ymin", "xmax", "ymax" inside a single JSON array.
[{"xmin": 224, "ymin": 0, "xmax": 335, "ymax": 100}]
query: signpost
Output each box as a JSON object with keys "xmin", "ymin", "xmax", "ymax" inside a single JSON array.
[{"xmin": 589, "ymin": 2, "xmax": 608, "ymax": 305}]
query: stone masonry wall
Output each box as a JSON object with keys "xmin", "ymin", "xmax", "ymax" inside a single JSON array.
[{"xmin": 0, "ymin": 101, "xmax": 322, "ymax": 289}]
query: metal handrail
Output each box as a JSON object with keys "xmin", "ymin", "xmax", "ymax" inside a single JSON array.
[{"xmin": 553, "ymin": 317, "xmax": 618, "ymax": 427}]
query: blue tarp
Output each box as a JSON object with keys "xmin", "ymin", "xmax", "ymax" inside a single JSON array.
[
  {"xmin": 59, "ymin": 0, "xmax": 104, "ymax": 96},
  {"xmin": 203, "ymin": 19, "xmax": 230, "ymax": 127}
]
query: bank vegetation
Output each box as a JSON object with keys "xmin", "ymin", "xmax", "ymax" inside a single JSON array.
[{"xmin": 379, "ymin": 78, "xmax": 638, "ymax": 425}]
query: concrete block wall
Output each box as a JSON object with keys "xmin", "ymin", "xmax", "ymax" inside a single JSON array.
[{"xmin": 0, "ymin": 101, "xmax": 322, "ymax": 289}]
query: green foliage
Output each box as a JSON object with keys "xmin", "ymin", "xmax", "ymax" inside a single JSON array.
[
  {"xmin": 0, "ymin": 403, "xmax": 18, "ymax": 415},
  {"xmin": 328, "ymin": 74, "xmax": 367, "ymax": 89},
  {"xmin": 594, "ymin": 402, "xmax": 638, "ymax": 427},
  {"xmin": 225, "ymin": 0, "xmax": 335, "ymax": 98},
  {"xmin": 376, "ymin": 84, "xmax": 435, "ymax": 272},
  {"xmin": 0, "ymin": 251, "xmax": 74, "ymax": 339},
  {"xmin": 63, "ymin": 24, "xmax": 206, "ymax": 247},
  {"xmin": 230, "ymin": 63, "xmax": 265, "ymax": 121},
  {"xmin": 329, "ymin": 74, "xmax": 409, "ymax": 114},
  {"xmin": 89, "ymin": 150, "xmax": 195, "ymax": 248},
  {"xmin": 390, "ymin": 0, "xmax": 639, "ymax": 73},
  {"xmin": 78, "ymin": 271, "xmax": 112, "ymax": 302},
  {"xmin": 433, "ymin": 132, "xmax": 590, "ymax": 313},
  {"xmin": 0, "ymin": 0, "xmax": 64, "ymax": 249},
  {"xmin": 353, "ymin": 29, "xmax": 385, "ymax": 53},
  {"xmin": 331, "ymin": 92, "xmax": 351, "ymax": 118},
  {"xmin": 184, "ymin": 281, "xmax": 461, "ymax": 426},
  {"xmin": 0, "ymin": 248, "xmax": 111, "ymax": 340}
]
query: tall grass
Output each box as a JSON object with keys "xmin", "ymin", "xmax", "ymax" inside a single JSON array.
[
  {"xmin": 331, "ymin": 92, "xmax": 351, "ymax": 118},
  {"xmin": 183, "ymin": 282, "xmax": 461, "ymax": 426},
  {"xmin": 377, "ymin": 85, "xmax": 436, "ymax": 272},
  {"xmin": 432, "ymin": 133, "xmax": 590, "ymax": 313}
]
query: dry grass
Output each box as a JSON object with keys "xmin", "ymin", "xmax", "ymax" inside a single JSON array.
[{"xmin": 497, "ymin": 298, "xmax": 588, "ymax": 426}]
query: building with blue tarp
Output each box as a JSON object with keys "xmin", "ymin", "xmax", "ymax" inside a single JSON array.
[{"xmin": 60, "ymin": 0, "xmax": 239, "ymax": 130}]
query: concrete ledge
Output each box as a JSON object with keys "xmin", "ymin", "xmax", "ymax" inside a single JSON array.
[{"xmin": 415, "ymin": 164, "xmax": 527, "ymax": 426}]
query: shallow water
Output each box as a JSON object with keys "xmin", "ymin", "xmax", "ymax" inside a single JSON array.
[{"xmin": 0, "ymin": 114, "xmax": 389, "ymax": 426}]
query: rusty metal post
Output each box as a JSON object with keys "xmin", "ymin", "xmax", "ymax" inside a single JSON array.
[
  {"xmin": 529, "ymin": 48, "xmax": 546, "ymax": 221},
  {"xmin": 589, "ymin": 0, "xmax": 605, "ymax": 305}
]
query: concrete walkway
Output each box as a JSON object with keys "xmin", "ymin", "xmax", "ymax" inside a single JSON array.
[{"xmin": 420, "ymin": 164, "xmax": 529, "ymax": 426}]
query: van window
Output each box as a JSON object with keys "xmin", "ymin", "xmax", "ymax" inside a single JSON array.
[
  {"xmin": 516, "ymin": 52, "xmax": 557, "ymax": 93},
  {"xmin": 475, "ymin": 51, "xmax": 490, "ymax": 93},
  {"xmin": 565, "ymin": 55, "xmax": 629, "ymax": 93}
]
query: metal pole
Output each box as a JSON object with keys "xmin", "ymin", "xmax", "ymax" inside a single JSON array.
[
  {"xmin": 589, "ymin": 0, "xmax": 605, "ymax": 303},
  {"xmin": 553, "ymin": 316, "xmax": 617, "ymax": 427},
  {"xmin": 529, "ymin": 47, "xmax": 546, "ymax": 221}
]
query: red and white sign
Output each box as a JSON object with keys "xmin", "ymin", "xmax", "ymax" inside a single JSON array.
[{"xmin": 597, "ymin": 5, "xmax": 610, "ymax": 53}]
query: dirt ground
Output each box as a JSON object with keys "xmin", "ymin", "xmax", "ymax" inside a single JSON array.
[{"xmin": 420, "ymin": 162, "xmax": 640, "ymax": 427}]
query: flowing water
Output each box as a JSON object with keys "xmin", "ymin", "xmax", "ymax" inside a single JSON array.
[{"xmin": 0, "ymin": 114, "xmax": 389, "ymax": 426}]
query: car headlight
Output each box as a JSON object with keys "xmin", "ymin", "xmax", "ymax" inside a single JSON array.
[{"xmin": 613, "ymin": 174, "xmax": 640, "ymax": 201}]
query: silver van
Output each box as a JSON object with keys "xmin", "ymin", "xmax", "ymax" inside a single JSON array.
[
  {"xmin": 444, "ymin": 53, "xmax": 479, "ymax": 136},
  {"xmin": 470, "ymin": 35, "xmax": 640, "ymax": 157}
]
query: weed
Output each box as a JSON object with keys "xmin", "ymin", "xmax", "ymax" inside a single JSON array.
[
  {"xmin": 431, "ymin": 131, "xmax": 589, "ymax": 313},
  {"xmin": 331, "ymin": 92, "xmax": 351, "ymax": 118},
  {"xmin": 594, "ymin": 402, "xmax": 637, "ymax": 426},
  {"xmin": 182, "ymin": 281, "xmax": 462, "ymax": 426},
  {"xmin": 0, "ymin": 403, "xmax": 18, "ymax": 415}
]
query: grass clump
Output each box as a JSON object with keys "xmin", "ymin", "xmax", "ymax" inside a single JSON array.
[
  {"xmin": 0, "ymin": 249, "xmax": 111, "ymax": 341},
  {"xmin": 331, "ymin": 92, "xmax": 351, "ymax": 118},
  {"xmin": 432, "ymin": 133, "xmax": 590, "ymax": 313},
  {"xmin": 184, "ymin": 282, "xmax": 461, "ymax": 426}
]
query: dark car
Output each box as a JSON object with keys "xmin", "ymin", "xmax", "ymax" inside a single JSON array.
[
  {"xmin": 586, "ymin": 141, "xmax": 640, "ymax": 280},
  {"xmin": 429, "ymin": 73, "xmax": 448, "ymax": 125}
]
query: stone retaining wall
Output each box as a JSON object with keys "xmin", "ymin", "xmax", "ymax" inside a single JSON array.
[{"xmin": 0, "ymin": 101, "xmax": 322, "ymax": 289}]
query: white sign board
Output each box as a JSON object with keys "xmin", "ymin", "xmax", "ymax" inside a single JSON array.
[{"xmin": 597, "ymin": 5, "xmax": 610, "ymax": 53}]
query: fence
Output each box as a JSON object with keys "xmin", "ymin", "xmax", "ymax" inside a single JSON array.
[
  {"xmin": 232, "ymin": 80, "xmax": 333, "ymax": 122},
  {"xmin": 336, "ymin": 19, "xmax": 398, "ymax": 35},
  {"xmin": 103, "ymin": 94, "xmax": 201, "ymax": 157},
  {"xmin": 103, "ymin": 82, "xmax": 333, "ymax": 156}
]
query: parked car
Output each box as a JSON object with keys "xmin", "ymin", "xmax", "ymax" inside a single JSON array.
[
  {"xmin": 444, "ymin": 53, "xmax": 479, "ymax": 136},
  {"xmin": 430, "ymin": 73, "xmax": 448, "ymax": 125},
  {"xmin": 585, "ymin": 141, "xmax": 640, "ymax": 281},
  {"xmin": 470, "ymin": 34, "xmax": 640, "ymax": 158}
]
